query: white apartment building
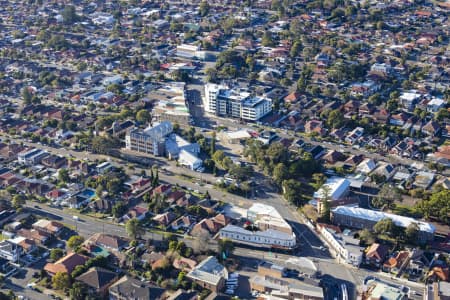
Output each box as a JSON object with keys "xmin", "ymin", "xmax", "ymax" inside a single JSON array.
[{"xmin": 204, "ymin": 83, "xmax": 272, "ymax": 121}]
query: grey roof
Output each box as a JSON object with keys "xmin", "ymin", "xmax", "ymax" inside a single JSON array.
[
  {"xmin": 109, "ymin": 276, "xmax": 165, "ymax": 300},
  {"xmin": 187, "ymin": 256, "xmax": 227, "ymax": 286},
  {"xmin": 75, "ymin": 267, "xmax": 117, "ymax": 290}
]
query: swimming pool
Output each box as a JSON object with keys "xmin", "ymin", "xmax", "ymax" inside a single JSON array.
[{"xmin": 79, "ymin": 188, "xmax": 96, "ymax": 199}]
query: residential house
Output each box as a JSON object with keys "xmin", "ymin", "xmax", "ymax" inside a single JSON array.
[
  {"xmin": 323, "ymin": 150, "xmax": 346, "ymax": 164},
  {"xmin": 0, "ymin": 240, "xmax": 21, "ymax": 262},
  {"xmin": 390, "ymin": 112, "xmax": 410, "ymax": 126},
  {"xmin": 17, "ymin": 228, "xmax": 50, "ymax": 246},
  {"xmin": 44, "ymin": 253, "xmax": 89, "ymax": 276},
  {"xmin": 343, "ymin": 154, "xmax": 364, "ymax": 167},
  {"xmin": 152, "ymin": 212, "xmax": 177, "ymax": 228},
  {"xmin": 284, "ymin": 91, "xmax": 302, "ymax": 104},
  {"xmin": 122, "ymin": 206, "xmax": 148, "ymax": 222},
  {"xmin": 196, "ymin": 199, "xmax": 218, "ymax": 214},
  {"xmin": 17, "ymin": 148, "xmax": 48, "ymax": 166},
  {"xmin": 191, "ymin": 214, "xmax": 229, "ymax": 237},
  {"xmin": 365, "ymin": 243, "xmax": 390, "ymax": 268},
  {"xmin": 345, "ymin": 127, "xmax": 365, "ymax": 144},
  {"xmin": 399, "ymin": 91, "xmax": 422, "ymax": 111},
  {"xmin": 413, "ymin": 171, "xmax": 435, "ymax": 190},
  {"xmin": 383, "ymin": 251, "xmax": 410, "ymax": 274},
  {"xmin": 75, "ymin": 267, "xmax": 118, "ymax": 296},
  {"xmin": 9, "ymin": 236, "xmax": 36, "ymax": 255},
  {"xmin": 152, "ymin": 184, "xmax": 172, "ymax": 197},
  {"xmin": 167, "ymin": 290, "xmax": 198, "ymax": 300},
  {"xmin": 187, "ymin": 256, "xmax": 227, "ymax": 293},
  {"xmin": 32, "ymin": 220, "xmax": 64, "ymax": 236},
  {"xmin": 173, "ymin": 257, "xmax": 197, "ymax": 272},
  {"xmin": 372, "ymin": 162, "xmax": 396, "ymax": 180},
  {"xmin": 304, "ymin": 120, "xmax": 326, "ymax": 136},
  {"xmin": 343, "ymin": 100, "xmax": 361, "ymax": 113},
  {"xmin": 89, "ymin": 198, "xmax": 114, "ymax": 213},
  {"xmin": 109, "ymin": 275, "xmax": 166, "ymax": 300},
  {"xmin": 170, "ymin": 216, "xmax": 195, "ymax": 231},
  {"xmin": 41, "ymin": 155, "xmax": 67, "ymax": 169},
  {"xmin": 85, "ymin": 233, "xmax": 129, "ymax": 252},
  {"xmin": 0, "ymin": 143, "xmax": 25, "ymax": 161},
  {"xmin": 46, "ymin": 189, "xmax": 67, "ymax": 202},
  {"xmin": 422, "ymin": 120, "xmax": 441, "ymax": 136},
  {"xmin": 166, "ymin": 190, "xmax": 186, "ymax": 205}
]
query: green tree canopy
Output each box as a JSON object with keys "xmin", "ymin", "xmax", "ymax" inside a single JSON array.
[
  {"xmin": 218, "ymin": 238, "xmax": 235, "ymax": 260},
  {"xmin": 67, "ymin": 235, "xmax": 84, "ymax": 251},
  {"xmin": 136, "ymin": 109, "xmax": 151, "ymax": 124},
  {"xmin": 374, "ymin": 218, "xmax": 395, "ymax": 235},
  {"xmin": 52, "ymin": 272, "xmax": 71, "ymax": 291},
  {"xmin": 125, "ymin": 218, "xmax": 144, "ymax": 240}
]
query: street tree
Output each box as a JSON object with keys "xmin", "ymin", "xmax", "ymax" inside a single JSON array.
[
  {"xmin": 21, "ymin": 87, "xmax": 32, "ymax": 104},
  {"xmin": 192, "ymin": 230, "xmax": 210, "ymax": 254},
  {"xmin": 52, "ymin": 272, "xmax": 71, "ymax": 291},
  {"xmin": 58, "ymin": 168, "xmax": 70, "ymax": 183},
  {"xmin": 12, "ymin": 194, "xmax": 25, "ymax": 209},
  {"xmin": 359, "ymin": 229, "xmax": 376, "ymax": 245},
  {"xmin": 136, "ymin": 109, "xmax": 151, "ymax": 124},
  {"xmin": 282, "ymin": 179, "xmax": 304, "ymax": 206},
  {"xmin": 50, "ymin": 248, "xmax": 64, "ymax": 261},
  {"xmin": 126, "ymin": 218, "xmax": 144, "ymax": 240},
  {"xmin": 198, "ymin": 1, "xmax": 210, "ymax": 16},
  {"xmin": 372, "ymin": 184, "xmax": 402, "ymax": 211},
  {"xmin": 218, "ymin": 238, "xmax": 235, "ymax": 260},
  {"xmin": 273, "ymin": 163, "xmax": 288, "ymax": 186},
  {"xmin": 67, "ymin": 235, "xmax": 84, "ymax": 251},
  {"xmin": 62, "ymin": 5, "xmax": 78, "ymax": 25},
  {"xmin": 69, "ymin": 282, "xmax": 87, "ymax": 300}
]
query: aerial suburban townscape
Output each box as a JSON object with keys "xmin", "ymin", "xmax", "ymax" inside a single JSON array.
[{"xmin": 0, "ymin": 0, "xmax": 448, "ymax": 299}]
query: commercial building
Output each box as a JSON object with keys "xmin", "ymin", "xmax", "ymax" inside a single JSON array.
[
  {"xmin": 178, "ymin": 149, "xmax": 202, "ymax": 171},
  {"xmin": 219, "ymin": 204, "xmax": 297, "ymax": 249},
  {"xmin": 316, "ymin": 224, "xmax": 363, "ymax": 267},
  {"xmin": 425, "ymin": 281, "xmax": 450, "ymax": 300},
  {"xmin": 165, "ymin": 134, "xmax": 200, "ymax": 160},
  {"xmin": 176, "ymin": 44, "xmax": 200, "ymax": 59},
  {"xmin": 187, "ymin": 256, "xmax": 228, "ymax": 293},
  {"xmin": 125, "ymin": 122, "xmax": 173, "ymax": 156},
  {"xmin": 204, "ymin": 83, "xmax": 272, "ymax": 121},
  {"xmin": 313, "ymin": 177, "xmax": 350, "ymax": 214},
  {"xmin": 331, "ymin": 206, "xmax": 435, "ymax": 242},
  {"xmin": 360, "ymin": 279, "xmax": 407, "ymax": 300},
  {"xmin": 250, "ymin": 260, "xmax": 323, "ymax": 300},
  {"xmin": 151, "ymin": 83, "xmax": 192, "ymax": 126}
]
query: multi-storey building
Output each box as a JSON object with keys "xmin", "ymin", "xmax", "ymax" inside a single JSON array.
[
  {"xmin": 125, "ymin": 122, "xmax": 173, "ymax": 156},
  {"xmin": 204, "ymin": 83, "xmax": 272, "ymax": 121}
]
